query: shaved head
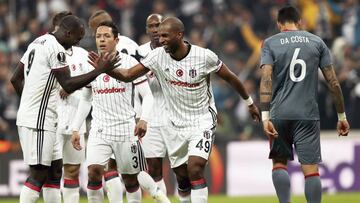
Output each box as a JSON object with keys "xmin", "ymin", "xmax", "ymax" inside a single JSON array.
[
  {"xmin": 146, "ymin": 14, "xmax": 163, "ymax": 24},
  {"xmin": 160, "ymin": 17, "xmax": 184, "ymax": 33},
  {"xmin": 59, "ymin": 15, "xmax": 84, "ymax": 32}
]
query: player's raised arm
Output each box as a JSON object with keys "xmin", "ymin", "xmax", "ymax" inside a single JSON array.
[
  {"xmin": 88, "ymin": 51, "xmax": 149, "ymax": 82},
  {"xmin": 216, "ymin": 63, "xmax": 260, "ymax": 122},
  {"xmin": 321, "ymin": 65, "xmax": 350, "ymax": 136},
  {"xmin": 10, "ymin": 62, "xmax": 25, "ymax": 97},
  {"xmin": 53, "ymin": 53, "xmax": 120, "ymax": 94},
  {"xmin": 259, "ymin": 64, "xmax": 278, "ymax": 138}
]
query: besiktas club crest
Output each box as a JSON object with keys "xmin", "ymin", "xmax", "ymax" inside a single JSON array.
[{"xmin": 189, "ymin": 68, "xmax": 197, "ymax": 78}]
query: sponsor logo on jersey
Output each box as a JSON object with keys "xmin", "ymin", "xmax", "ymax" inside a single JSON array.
[
  {"xmin": 103, "ymin": 75, "xmax": 110, "ymax": 82},
  {"xmin": 189, "ymin": 68, "xmax": 197, "ymax": 78},
  {"xmin": 165, "ymin": 78, "xmax": 200, "ymax": 88},
  {"xmin": 176, "ymin": 69, "xmax": 183, "ymax": 77},
  {"xmin": 93, "ymin": 87, "xmax": 126, "ymax": 94},
  {"xmin": 131, "ymin": 143, "xmax": 137, "ymax": 154}
]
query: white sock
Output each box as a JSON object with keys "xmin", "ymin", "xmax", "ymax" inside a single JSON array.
[
  {"xmin": 105, "ymin": 176, "xmax": 123, "ymax": 203},
  {"xmin": 43, "ymin": 186, "xmax": 61, "ymax": 203},
  {"xmin": 63, "ymin": 179, "xmax": 80, "ymax": 203},
  {"xmin": 126, "ymin": 187, "xmax": 141, "ymax": 203},
  {"xmin": 156, "ymin": 179, "xmax": 167, "ymax": 195},
  {"xmin": 178, "ymin": 194, "xmax": 191, "ymax": 203},
  {"xmin": 87, "ymin": 181, "xmax": 104, "ymax": 203},
  {"xmin": 137, "ymin": 171, "xmax": 159, "ymax": 196},
  {"xmin": 191, "ymin": 187, "xmax": 208, "ymax": 203},
  {"xmin": 20, "ymin": 185, "xmax": 40, "ymax": 203}
]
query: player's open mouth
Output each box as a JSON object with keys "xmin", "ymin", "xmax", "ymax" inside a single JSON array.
[{"xmin": 99, "ymin": 45, "xmax": 107, "ymax": 49}]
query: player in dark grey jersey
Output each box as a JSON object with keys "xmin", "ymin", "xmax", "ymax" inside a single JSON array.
[{"xmin": 260, "ymin": 5, "xmax": 350, "ymax": 203}]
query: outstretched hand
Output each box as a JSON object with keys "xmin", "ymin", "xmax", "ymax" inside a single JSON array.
[
  {"xmin": 248, "ymin": 104, "xmax": 261, "ymax": 122},
  {"xmin": 262, "ymin": 120, "xmax": 278, "ymax": 139},
  {"xmin": 337, "ymin": 120, "xmax": 350, "ymax": 136},
  {"xmin": 88, "ymin": 51, "xmax": 121, "ymax": 72}
]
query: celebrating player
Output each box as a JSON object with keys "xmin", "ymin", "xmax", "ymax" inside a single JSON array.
[
  {"xmin": 10, "ymin": 15, "xmax": 119, "ymax": 203},
  {"xmin": 71, "ymin": 21, "xmax": 169, "ymax": 203},
  {"xmin": 87, "ymin": 10, "xmax": 141, "ymax": 201},
  {"xmin": 259, "ymin": 5, "xmax": 350, "ymax": 203},
  {"xmin": 50, "ymin": 11, "xmax": 89, "ymax": 203},
  {"xmin": 89, "ymin": 17, "xmax": 260, "ymax": 203}
]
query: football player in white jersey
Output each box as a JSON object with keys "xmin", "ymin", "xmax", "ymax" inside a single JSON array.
[
  {"xmin": 51, "ymin": 11, "xmax": 88, "ymax": 203},
  {"xmin": 87, "ymin": 10, "xmax": 140, "ymax": 202},
  {"xmin": 89, "ymin": 17, "xmax": 261, "ymax": 203},
  {"xmin": 10, "ymin": 15, "xmax": 119, "ymax": 203},
  {"xmin": 136, "ymin": 14, "xmax": 169, "ymax": 195},
  {"xmin": 71, "ymin": 22, "xmax": 170, "ymax": 203}
]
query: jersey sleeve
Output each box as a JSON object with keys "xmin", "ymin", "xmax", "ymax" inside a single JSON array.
[
  {"xmin": 48, "ymin": 41, "xmax": 68, "ymax": 70},
  {"xmin": 140, "ymin": 49, "xmax": 158, "ymax": 72},
  {"xmin": 20, "ymin": 51, "xmax": 28, "ymax": 64},
  {"xmin": 205, "ymin": 49, "xmax": 223, "ymax": 74},
  {"xmin": 260, "ymin": 39, "xmax": 274, "ymax": 67},
  {"xmin": 319, "ymin": 39, "xmax": 333, "ymax": 69}
]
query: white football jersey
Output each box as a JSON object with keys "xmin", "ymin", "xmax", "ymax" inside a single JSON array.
[
  {"xmin": 141, "ymin": 43, "xmax": 221, "ymax": 128},
  {"xmin": 56, "ymin": 46, "xmax": 89, "ymax": 135},
  {"xmin": 116, "ymin": 35, "xmax": 139, "ymax": 58},
  {"xmin": 86, "ymin": 53, "xmax": 147, "ymax": 141},
  {"xmin": 138, "ymin": 42, "xmax": 167, "ymax": 126},
  {"xmin": 17, "ymin": 33, "xmax": 68, "ymax": 132}
]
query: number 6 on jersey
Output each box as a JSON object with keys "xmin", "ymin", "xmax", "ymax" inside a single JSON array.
[{"xmin": 289, "ymin": 48, "xmax": 306, "ymax": 82}]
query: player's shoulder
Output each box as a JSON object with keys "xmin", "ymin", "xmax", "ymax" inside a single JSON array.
[{"xmin": 118, "ymin": 35, "xmax": 139, "ymax": 47}]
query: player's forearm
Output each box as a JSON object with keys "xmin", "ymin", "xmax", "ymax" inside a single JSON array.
[
  {"xmin": 11, "ymin": 79, "xmax": 23, "ymax": 97},
  {"xmin": 107, "ymin": 68, "xmax": 133, "ymax": 82},
  {"xmin": 11, "ymin": 63, "xmax": 24, "ymax": 97},
  {"xmin": 71, "ymin": 98, "xmax": 92, "ymax": 131},
  {"xmin": 326, "ymin": 76, "xmax": 345, "ymax": 113},
  {"xmin": 218, "ymin": 65, "xmax": 250, "ymax": 100},
  {"xmin": 137, "ymin": 83, "xmax": 153, "ymax": 122},
  {"xmin": 321, "ymin": 66, "xmax": 345, "ymax": 114},
  {"xmin": 260, "ymin": 65, "xmax": 273, "ymax": 120},
  {"xmin": 62, "ymin": 69, "xmax": 102, "ymax": 93}
]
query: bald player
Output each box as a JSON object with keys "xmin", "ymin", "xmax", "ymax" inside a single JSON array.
[
  {"xmin": 10, "ymin": 15, "xmax": 119, "ymax": 203},
  {"xmin": 51, "ymin": 11, "xmax": 89, "ymax": 203},
  {"xmin": 89, "ymin": 17, "xmax": 261, "ymax": 203},
  {"xmin": 136, "ymin": 14, "xmax": 169, "ymax": 195}
]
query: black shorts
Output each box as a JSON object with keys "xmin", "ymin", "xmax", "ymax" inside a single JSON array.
[{"xmin": 269, "ymin": 119, "xmax": 321, "ymax": 164}]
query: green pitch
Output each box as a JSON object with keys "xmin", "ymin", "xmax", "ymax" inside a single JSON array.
[{"xmin": 1, "ymin": 193, "xmax": 360, "ymax": 203}]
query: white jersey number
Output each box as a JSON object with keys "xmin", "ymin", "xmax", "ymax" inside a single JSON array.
[{"xmin": 289, "ymin": 48, "xmax": 306, "ymax": 82}]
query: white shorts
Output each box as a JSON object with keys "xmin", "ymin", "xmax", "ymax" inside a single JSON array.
[
  {"xmin": 58, "ymin": 133, "xmax": 85, "ymax": 165},
  {"xmin": 141, "ymin": 125, "xmax": 167, "ymax": 158},
  {"xmin": 18, "ymin": 126, "xmax": 62, "ymax": 166},
  {"xmin": 86, "ymin": 136, "xmax": 147, "ymax": 174},
  {"xmin": 164, "ymin": 124, "xmax": 215, "ymax": 168}
]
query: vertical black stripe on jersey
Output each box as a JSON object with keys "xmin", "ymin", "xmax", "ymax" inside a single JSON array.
[
  {"xmin": 36, "ymin": 72, "xmax": 56, "ymax": 130},
  {"xmin": 35, "ymin": 72, "xmax": 56, "ymax": 163},
  {"xmin": 206, "ymin": 75, "xmax": 217, "ymax": 128}
]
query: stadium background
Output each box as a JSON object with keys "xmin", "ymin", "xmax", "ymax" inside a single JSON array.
[{"xmin": 0, "ymin": 0, "xmax": 359, "ymax": 202}]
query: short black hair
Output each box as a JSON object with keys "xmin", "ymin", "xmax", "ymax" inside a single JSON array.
[
  {"xmin": 52, "ymin": 11, "xmax": 72, "ymax": 28},
  {"xmin": 277, "ymin": 5, "xmax": 301, "ymax": 24},
  {"xmin": 59, "ymin": 15, "xmax": 84, "ymax": 31},
  {"xmin": 96, "ymin": 21, "xmax": 119, "ymax": 38}
]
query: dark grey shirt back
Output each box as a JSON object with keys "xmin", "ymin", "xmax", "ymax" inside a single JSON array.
[{"xmin": 260, "ymin": 30, "xmax": 332, "ymax": 120}]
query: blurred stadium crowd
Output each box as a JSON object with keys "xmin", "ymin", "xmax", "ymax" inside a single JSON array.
[{"xmin": 0, "ymin": 0, "xmax": 359, "ymax": 151}]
